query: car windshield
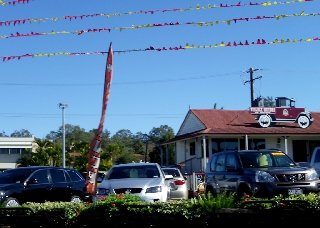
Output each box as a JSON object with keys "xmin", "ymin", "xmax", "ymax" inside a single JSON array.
[
  {"xmin": 107, "ymin": 165, "xmax": 160, "ymax": 179},
  {"xmin": 239, "ymin": 151, "xmax": 295, "ymax": 168},
  {"xmin": 0, "ymin": 169, "xmax": 34, "ymax": 184}
]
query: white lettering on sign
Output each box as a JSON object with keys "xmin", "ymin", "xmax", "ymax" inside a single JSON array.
[{"xmin": 250, "ymin": 107, "xmax": 276, "ymax": 113}]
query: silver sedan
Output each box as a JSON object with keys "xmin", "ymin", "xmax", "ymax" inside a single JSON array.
[{"xmin": 96, "ymin": 163, "xmax": 174, "ymax": 203}]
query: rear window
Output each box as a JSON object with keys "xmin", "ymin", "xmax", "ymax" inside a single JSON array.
[
  {"xmin": 107, "ymin": 165, "xmax": 160, "ymax": 179},
  {"xmin": 162, "ymin": 169, "xmax": 180, "ymax": 177},
  {"xmin": 66, "ymin": 169, "xmax": 84, "ymax": 182}
]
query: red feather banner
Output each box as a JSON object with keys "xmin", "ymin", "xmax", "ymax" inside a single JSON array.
[{"xmin": 85, "ymin": 43, "xmax": 113, "ymax": 196}]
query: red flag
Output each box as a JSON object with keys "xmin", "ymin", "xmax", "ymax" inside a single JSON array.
[{"xmin": 86, "ymin": 42, "xmax": 113, "ymax": 196}]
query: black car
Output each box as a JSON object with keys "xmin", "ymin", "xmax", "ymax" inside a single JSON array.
[
  {"xmin": 204, "ymin": 149, "xmax": 320, "ymax": 199},
  {"xmin": 0, "ymin": 166, "xmax": 90, "ymax": 207}
]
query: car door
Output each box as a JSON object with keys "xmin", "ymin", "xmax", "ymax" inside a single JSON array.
[
  {"xmin": 214, "ymin": 154, "xmax": 229, "ymax": 193},
  {"xmin": 224, "ymin": 153, "xmax": 241, "ymax": 193},
  {"xmin": 49, "ymin": 168, "xmax": 73, "ymax": 202},
  {"xmin": 23, "ymin": 169, "xmax": 52, "ymax": 203}
]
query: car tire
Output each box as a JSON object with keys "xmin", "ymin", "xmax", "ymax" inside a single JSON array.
[
  {"xmin": 70, "ymin": 195, "xmax": 82, "ymax": 203},
  {"xmin": 4, "ymin": 197, "xmax": 20, "ymax": 207},
  {"xmin": 237, "ymin": 186, "xmax": 252, "ymax": 200},
  {"xmin": 297, "ymin": 115, "xmax": 310, "ymax": 128},
  {"xmin": 206, "ymin": 188, "xmax": 216, "ymax": 198},
  {"xmin": 258, "ymin": 114, "xmax": 272, "ymax": 128}
]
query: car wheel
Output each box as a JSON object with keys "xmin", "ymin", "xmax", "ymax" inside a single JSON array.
[
  {"xmin": 206, "ymin": 188, "xmax": 216, "ymax": 198},
  {"xmin": 4, "ymin": 197, "xmax": 20, "ymax": 207},
  {"xmin": 297, "ymin": 115, "xmax": 310, "ymax": 128},
  {"xmin": 237, "ymin": 186, "xmax": 252, "ymax": 200},
  {"xmin": 70, "ymin": 196, "xmax": 82, "ymax": 203},
  {"xmin": 258, "ymin": 115, "xmax": 271, "ymax": 128}
]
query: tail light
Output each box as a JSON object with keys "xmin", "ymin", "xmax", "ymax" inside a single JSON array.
[{"xmin": 174, "ymin": 179, "xmax": 185, "ymax": 185}]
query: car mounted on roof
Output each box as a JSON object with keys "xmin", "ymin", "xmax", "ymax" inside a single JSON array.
[
  {"xmin": 249, "ymin": 97, "xmax": 313, "ymax": 128},
  {"xmin": 204, "ymin": 149, "xmax": 320, "ymax": 199},
  {"xmin": 0, "ymin": 166, "xmax": 90, "ymax": 207}
]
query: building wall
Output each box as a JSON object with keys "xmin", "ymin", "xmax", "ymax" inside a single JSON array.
[
  {"xmin": 0, "ymin": 136, "xmax": 35, "ymax": 170},
  {"xmin": 178, "ymin": 113, "xmax": 205, "ymax": 135}
]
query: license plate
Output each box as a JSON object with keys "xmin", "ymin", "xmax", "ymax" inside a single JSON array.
[{"xmin": 288, "ymin": 188, "xmax": 303, "ymax": 195}]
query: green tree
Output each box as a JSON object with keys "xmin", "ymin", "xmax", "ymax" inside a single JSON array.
[
  {"xmin": 71, "ymin": 141, "xmax": 90, "ymax": 172},
  {"xmin": 262, "ymin": 96, "xmax": 275, "ymax": 107},
  {"xmin": 10, "ymin": 129, "xmax": 32, "ymax": 137},
  {"xmin": 16, "ymin": 149, "xmax": 37, "ymax": 167},
  {"xmin": 115, "ymin": 151, "xmax": 139, "ymax": 164},
  {"xmin": 0, "ymin": 131, "xmax": 8, "ymax": 137},
  {"xmin": 147, "ymin": 125, "xmax": 175, "ymax": 165}
]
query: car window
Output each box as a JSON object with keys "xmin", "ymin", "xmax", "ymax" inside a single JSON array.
[
  {"xmin": 209, "ymin": 155, "xmax": 218, "ymax": 172},
  {"xmin": 216, "ymin": 155, "xmax": 226, "ymax": 172},
  {"xmin": 226, "ymin": 154, "xmax": 238, "ymax": 170},
  {"xmin": 0, "ymin": 169, "xmax": 33, "ymax": 184},
  {"xmin": 29, "ymin": 169, "xmax": 49, "ymax": 184},
  {"xmin": 50, "ymin": 169, "xmax": 68, "ymax": 183},
  {"xmin": 314, "ymin": 148, "xmax": 320, "ymax": 163},
  {"xmin": 108, "ymin": 165, "xmax": 160, "ymax": 179},
  {"xmin": 162, "ymin": 169, "xmax": 180, "ymax": 177},
  {"xmin": 66, "ymin": 169, "xmax": 83, "ymax": 182}
]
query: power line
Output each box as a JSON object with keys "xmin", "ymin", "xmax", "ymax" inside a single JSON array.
[{"xmin": 0, "ymin": 71, "xmax": 241, "ymax": 86}]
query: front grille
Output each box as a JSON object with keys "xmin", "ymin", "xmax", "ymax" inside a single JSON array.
[
  {"xmin": 114, "ymin": 188, "xmax": 142, "ymax": 194},
  {"xmin": 276, "ymin": 173, "xmax": 306, "ymax": 182}
]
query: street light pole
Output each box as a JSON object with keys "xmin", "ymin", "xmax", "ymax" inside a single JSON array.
[{"xmin": 59, "ymin": 102, "xmax": 68, "ymax": 168}]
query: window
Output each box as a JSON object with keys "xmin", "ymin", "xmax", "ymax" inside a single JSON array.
[
  {"xmin": 226, "ymin": 154, "xmax": 237, "ymax": 169},
  {"xmin": 240, "ymin": 138, "xmax": 265, "ymax": 150},
  {"xmin": 215, "ymin": 155, "xmax": 226, "ymax": 172},
  {"xmin": 10, "ymin": 148, "xmax": 21, "ymax": 154},
  {"xmin": 211, "ymin": 138, "xmax": 239, "ymax": 154},
  {"xmin": 66, "ymin": 169, "xmax": 83, "ymax": 182},
  {"xmin": 209, "ymin": 155, "xmax": 217, "ymax": 172},
  {"xmin": 314, "ymin": 148, "xmax": 320, "ymax": 163},
  {"xmin": 50, "ymin": 169, "xmax": 68, "ymax": 183},
  {"xmin": 189, "ymin": 142, "xmax": 196, "ymax": 156},
  {"xmin": 0, "ymin": 148, "xmax": 9, "ymax": 154},
  {"xmin": 30, "ymin": 170, "xmax": 49, "ymax": 184}
]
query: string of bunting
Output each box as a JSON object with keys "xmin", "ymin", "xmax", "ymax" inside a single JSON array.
[
  {"xmin": 0, "ymin": 0, "xmax": 32, "ymax": 6},
  {"xmin": 0, "ymin": 0, "xmax": 313, "ymax": 26},
  {"xmin": 1, "ymin": 11, "xmax": 316, "ymax": 39},
  {"xmin": 1, "ymin": 36, "xmax": 319, "ymax": 62}
]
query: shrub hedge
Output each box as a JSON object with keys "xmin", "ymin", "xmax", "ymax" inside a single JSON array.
[{"xmin": 1, "ymin": 192, "xmax": 320, "ymax": 227}]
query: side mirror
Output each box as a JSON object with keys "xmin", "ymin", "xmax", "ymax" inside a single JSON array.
[{"xmin": 26, "ymin": 178, "xmax": 38, "ymax": 185}]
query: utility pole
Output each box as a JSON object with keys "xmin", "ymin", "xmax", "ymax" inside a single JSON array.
[
  {"xmin": 244, "ymin": 68, "xmax": 262, "ymax": 107},
  {"xmin": 59, "ymin": 102, "xmax": 68, "ymax": 168}
]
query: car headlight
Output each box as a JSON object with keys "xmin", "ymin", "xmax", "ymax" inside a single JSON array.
[
  {"xmin": 96, "ymin": 188, "xmax": 111, "ymax": 195},
  {"xmin": 146, "ymin": 186, "xmax": 162, "ymax": 193},
  {"xmin": 307, "ymin": 168, "xmax": 319, "ymax": 180},
  {"xmin": 0, "ymin": 191, "xmax": 5, "ymax": 196},
  {"xmin": 255, "ymin": 171, "xmax": 275, "ymax": 182}
]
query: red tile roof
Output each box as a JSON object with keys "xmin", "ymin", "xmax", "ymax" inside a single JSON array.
[
  {"xmin": 163, "ymin": 109, "xmax": 320, "ymax": 144},
  {"xmin": 191, "ymin": 109, "xmax": 320, "ymax": 135}
]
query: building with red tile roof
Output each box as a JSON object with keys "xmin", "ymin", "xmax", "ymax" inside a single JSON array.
[{"xmin": 162, "ymin": 109, "xmax": 320, "ymax": 173}]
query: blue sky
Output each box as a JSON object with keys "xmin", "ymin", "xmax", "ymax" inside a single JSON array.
[{"xmin": 1, "ymin": 0, "xmax": 319, "ymax": 139}]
